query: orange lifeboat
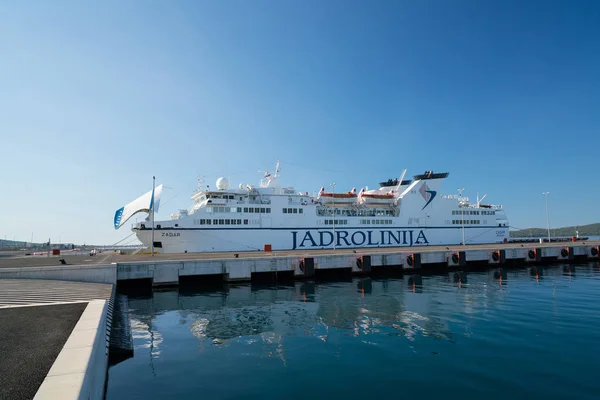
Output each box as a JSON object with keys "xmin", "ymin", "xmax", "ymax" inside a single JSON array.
[
  {"xmin": 317, "ymin": 187, "xmax": 358, "ymax": 205},
  {"xmin": 358, "ymin": 188, "xmax": 396, "ymax": 206}
]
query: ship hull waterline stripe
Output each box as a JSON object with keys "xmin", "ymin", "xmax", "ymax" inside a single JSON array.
[{"xmin": 134, "ymin": 226, "xmax": 505, "ymax": 231}]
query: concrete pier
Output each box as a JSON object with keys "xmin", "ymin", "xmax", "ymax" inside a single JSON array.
[
  {"xmin": 1, "ymin": 241, "xmax": 598, "ymax": 287},
  {"xmin": 114, "ymin": 242, "xmax": 600, "ymax": 286}
]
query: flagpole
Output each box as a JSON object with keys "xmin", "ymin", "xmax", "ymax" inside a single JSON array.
[{"xmin": 151, "ymin": 176, "xmax": 155, "ymax": 256}]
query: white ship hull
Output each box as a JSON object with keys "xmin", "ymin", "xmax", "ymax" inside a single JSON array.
[{"xmin": 135, "ymin": 226, "xmax": 509, "ymax": 253}]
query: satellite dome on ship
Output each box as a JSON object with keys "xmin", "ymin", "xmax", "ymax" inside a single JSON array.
[{"xmin": 216, "ymin": 177, "xmax": 229, "ymax": 190}]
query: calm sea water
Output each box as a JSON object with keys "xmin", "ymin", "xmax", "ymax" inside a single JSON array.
[{"xmin": 106, "ymin": 264, "xmax": 600, "ymax": 399}]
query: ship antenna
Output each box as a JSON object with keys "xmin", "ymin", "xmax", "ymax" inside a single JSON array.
[{"xmin": 275, "ymin": 159, "xmax": 280, "ymax": 177}]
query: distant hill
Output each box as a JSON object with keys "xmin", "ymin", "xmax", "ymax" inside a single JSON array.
[{"xmin": 510, "ymin": 223, "xmax": 600, "ymax": 238}]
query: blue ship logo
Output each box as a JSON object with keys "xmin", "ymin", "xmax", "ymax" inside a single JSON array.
[
  {"xmin": 422, "ymin": 190, "xmax": 436, "ymax": 210},
  {"xmin": 419, "ymin": 182, "xmax": 437, "ymax": 210}
]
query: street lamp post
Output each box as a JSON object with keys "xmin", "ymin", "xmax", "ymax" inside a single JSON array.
[
  {"xmin": 152, "ymin": 176, "xmax": 156, "ymax": 256},
  {"xmin": 330, "ymin": 183, "xmax": 336, "ymax": 250},
  {"xmin": 458, "ymin": 188, "xmax": 465, "ymax": 245},
  {"xmin": 542, "ymin": 192, "xmax": 551, "ymax": 243}
]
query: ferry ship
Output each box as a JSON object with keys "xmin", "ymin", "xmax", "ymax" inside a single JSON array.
[{"xmin": 114, "ymin": 161, "xmax": 509, "ymax": 253}]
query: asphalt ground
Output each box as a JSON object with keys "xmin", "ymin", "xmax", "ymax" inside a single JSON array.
[
  {"xmin": 0, "ymin": 303, "xmax": 87, "ymax": 400},
  {"xmin": 1, "ymin": 240, "xmax": 598, "ymax": 269}
]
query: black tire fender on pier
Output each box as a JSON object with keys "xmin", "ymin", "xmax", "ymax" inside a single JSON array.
[
  {"xmin": 560, "ymin": 248, "xmax": 568, "ymax": 258},
  {"xmin": 451, "ymin": 253, "xmax": 459, "ymax": 264}
]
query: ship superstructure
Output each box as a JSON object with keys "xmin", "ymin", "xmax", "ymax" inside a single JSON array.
[{"xmin": 116, "ymin": 161, "xmax": 509, "ymax": 253}]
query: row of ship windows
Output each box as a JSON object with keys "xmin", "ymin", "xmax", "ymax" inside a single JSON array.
[
  {"xmin": 191, "ymin": 218, "xmax": 492, "ymax": 226},
  {"xmin": 361, "ymin": 219, "xmax": 393, "ymax": 225},
  {"xmin": 324, "ymin": 220, "xmax": 348, "ymax": 225},
  {"xmin": 207, "ymin": 195, "xmax": 236, "ymax": 200},
  {"xmin": 193, "ymin": 219, "xmax": 250, "ymax": 225},
  {"xmin": 318, "ymin": 209, "xmax": 396, "ymax": 217},
  {"xmin": 282, "ymin": 208, "xmax": 304, "ymax": 214},
  {"xmin": 452, "ymin": 210, "xmax": 496, "ymax": 216},
  {"xmin": 206, "ymin": 207, "xmax": 397, "ymax": 217},
  {"xmin": 319, "ymin": 219, "xmax": 394, "ymax": 226},
  {"xmin": 206, "ymin": 207, "xmax": 271, "ymax": 213}
]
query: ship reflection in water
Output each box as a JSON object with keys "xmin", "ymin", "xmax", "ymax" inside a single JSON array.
[{"xmin": 107, "ymin": 264, "xmax": 600, "ymax": 400}]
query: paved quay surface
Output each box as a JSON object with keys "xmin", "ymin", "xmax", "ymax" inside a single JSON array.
[
  {"xmin": 0, "ymin": 279, "xmax": 114, "ymax": 307},
  {"xmin": 0, "ymin": 280, "xmax": 113, "ymax": 400},
  {"xmin": 0, "ymin": 251, "xmax": 116, "ymax": 269},
  {"xmin": 0, "ymin": 303, "xmax": 87, "ymax": 400},
  {"xmin": 1, "ymin": 240, "xmax": 599, "ymax": 269}
]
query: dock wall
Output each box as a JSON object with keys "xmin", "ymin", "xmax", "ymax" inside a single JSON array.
[
  {"xmin": 1, "ymin": 244, "xmax": 598, "ymax": 287},
  {"xmin": 115, "ymin": 244, "xmax": 600, "ymax": 286}
]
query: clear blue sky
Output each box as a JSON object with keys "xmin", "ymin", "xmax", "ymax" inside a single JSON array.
[{"xmin": 1, "ymin": 0, "xmax": 599, "ymax": 245}]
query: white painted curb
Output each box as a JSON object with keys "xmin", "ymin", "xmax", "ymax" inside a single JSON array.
[{"xmin": 34, "ymin": 299, "xmax": 109, "ymax": 400}]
